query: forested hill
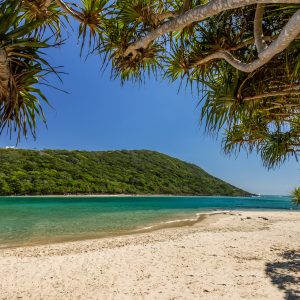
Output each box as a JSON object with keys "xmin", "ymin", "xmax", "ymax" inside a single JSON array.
[{"xmin": 0, "ymin": 149, "xmax": 250, "ymax": 196}]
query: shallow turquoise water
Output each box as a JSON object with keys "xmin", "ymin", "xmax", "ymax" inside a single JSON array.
[{"xmin": 0, "ymin": 195, "xmax": 298, "ymax": 248}]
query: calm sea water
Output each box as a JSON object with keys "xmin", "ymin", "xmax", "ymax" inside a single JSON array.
[{"xmin": 0, "ymin": 195, "xmax": 298, "ymax": 248}]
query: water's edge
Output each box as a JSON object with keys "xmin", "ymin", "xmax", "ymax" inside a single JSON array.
[
  {"xmin": 0, "ymin": 209, "xmax": 296, "ymax": 250},
  {"xmin": 0, "ymin": 195, "xmax": 297, "ymax": 249}
]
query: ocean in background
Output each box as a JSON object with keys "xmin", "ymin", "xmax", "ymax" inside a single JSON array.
[{"xmin": 0, "ymin": 195, "xmax": 298, "ymax": 248}]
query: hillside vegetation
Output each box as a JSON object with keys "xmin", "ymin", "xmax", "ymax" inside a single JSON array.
[{"xmin": 0, "ymin": 149, "xmax": 250, "ymax": 196}]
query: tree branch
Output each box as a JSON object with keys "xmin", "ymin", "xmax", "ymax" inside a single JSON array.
[
  {"xmin": 243, "ymin": 85, "xmax": 300, "ymax": 101},
  {"xmin": 254, "ymin": 4, "xmax": 267, "ymax": 54},
  {"xmin": 190, "ymin": 35, "xmax": 278, "ymax": 69},
  {"xmin": 157, "ymin": 11, "xmax": 179, "ymax": 22},
  {"xmin": 228, "ymin": 35, "xmax": 277, "ymax": 51},
  {"xmin": 191, "ymin": 9, "xmax": 300, "ymax": 73},
  {"xmin": 124, "ymin": 0, "xmax": 300, "ymax": 57}
]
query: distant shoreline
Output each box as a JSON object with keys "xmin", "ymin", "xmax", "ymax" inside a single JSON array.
[{"xmin": 1, "ymin": 193, "xmax": 257, "ymax": 198}]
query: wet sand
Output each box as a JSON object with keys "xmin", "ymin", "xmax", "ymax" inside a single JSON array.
[
  {"xmin": 0, "ymin": 211, "xmax": 220, "ymax": 250},
  {"xmin": 0, "ymin": 211, "xmax": 299, "ymax": 299}
]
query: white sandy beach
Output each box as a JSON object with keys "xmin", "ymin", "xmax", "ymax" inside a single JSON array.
[{"xmin": 0, "ymin": 211, "xmax": 299, "ymax": 300}]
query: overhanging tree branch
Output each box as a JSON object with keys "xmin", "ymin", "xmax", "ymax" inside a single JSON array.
[
  {"xmin": 124, "ymin": 0, "xmax": 300, "ymax": 57},
  {"xmin": 228, "ymin": 35, "xmax": 277, "ymax": 51},
  {"xmin": 254, "ymin": 4, "xmax": 267, "ymax": 54},
  {"xmin": 191, "ymin": 9, "xmax": 300, "ymax": 73},
  {"xmin": 157, "ymin": 11, "xmax": 179, "ymax": 21},
  {"xmin": 243, "ymin": 91, "xmax": 300, "ymax": 101}
]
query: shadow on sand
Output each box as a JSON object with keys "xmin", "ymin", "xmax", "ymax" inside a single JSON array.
[{"xmin": 266, "ymin": 250, "xmax": 300, "ymax": 300}]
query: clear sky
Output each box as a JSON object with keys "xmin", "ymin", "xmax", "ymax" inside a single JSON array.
[{"xmin": 1, "ymin": 33, "xmax": 299, "ymax": 195}]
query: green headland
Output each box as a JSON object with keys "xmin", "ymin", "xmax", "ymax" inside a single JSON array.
[{"xmin": 0, "ymin": 149, "xmax": 250, "ymax": 196}]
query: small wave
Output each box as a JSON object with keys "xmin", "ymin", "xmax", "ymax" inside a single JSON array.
[{"xmin": 133, "ymin": 210, "xmax": 229, "ymax": 233}]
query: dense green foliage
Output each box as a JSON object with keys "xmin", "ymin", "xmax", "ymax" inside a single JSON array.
[
  {"xmin": 292, "ymin": 187, "xmax": 300, "ymax": 206},
  {"xmin": 0, "ymin": 149, "xmax": 249, "ymax": 196}
]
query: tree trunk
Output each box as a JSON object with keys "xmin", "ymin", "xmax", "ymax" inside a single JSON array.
[{"xmin": 0, "ymin": 50, "xmax": 9, "ymax": 102}]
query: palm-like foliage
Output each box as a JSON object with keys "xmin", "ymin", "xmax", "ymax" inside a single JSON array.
[
  {"xmin": 199, "ymin": 39, "xmax": 300, "ymax": 168},
  {"xmin": 292, "ymin": 187, "xmax": 300, "ymax": 206},
  {"xmin": 0, "ymin": 0, "xmax": 54, "ymax": 140},
  {"xmin": 75, "ymin": 0, "xmax": 108, "ymax": 54},
  {"xmin": 0, "ymin": 0, "xmax": 299, "ymax": 170},
  {"xmin": 100, "ymin": 2, "xmax": 300, "ymax": 169},
  {"xmin": 0, "ymin": 0, "xmax": 108, "ymax": 140}
]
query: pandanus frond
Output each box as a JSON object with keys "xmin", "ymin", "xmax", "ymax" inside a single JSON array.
[
  {"xmin": 292, "ymin": 187, "xmax": 300, "ymax": 206},
  {"xmin": 0, "ymin": 0, "xmax": 57, "ymax": 141},
  {"xmin": 0, "ymin": 0, "xmax": 299, "ymax": 171},
  {"xmin": 75, "ymin": 0, "xmax": 109, "ymax": 54},
  {"xmin": 21, "ymin": 0, "xmax": 65, "ymax": 40}
]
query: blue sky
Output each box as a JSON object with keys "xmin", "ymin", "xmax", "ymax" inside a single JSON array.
[{"xmin": 0, "ymin": 33, "xmax": 299, "ymax": 195}]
